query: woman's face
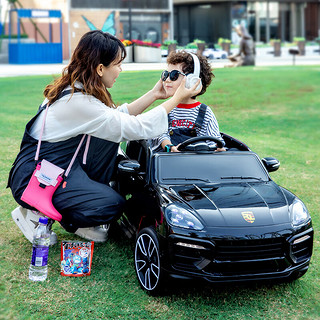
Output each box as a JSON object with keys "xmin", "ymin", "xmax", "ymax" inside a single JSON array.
[
  {"xmin": 162, "ymin": 63, "xmax": 185, "ymax": 97},
  {"xmin": 99, "ymin": 51, "xmax": 123, "ymax": 88}
]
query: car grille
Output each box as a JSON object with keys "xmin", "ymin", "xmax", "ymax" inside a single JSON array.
[
  {"xmin": 215, "ymin": 238, "xmax": 284, "ymax": 261},
  {"xmin": 206, "ymin": 238, "xmax": 288, "ymax": 275}
]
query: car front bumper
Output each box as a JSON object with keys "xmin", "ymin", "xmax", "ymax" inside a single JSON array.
[{"xmin": 160, "ymin": 226, "xmax": 314, "ymax": 283}]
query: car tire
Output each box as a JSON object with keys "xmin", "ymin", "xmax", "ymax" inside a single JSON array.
[
  {"xmin": 221, "ymin": 54, "xmax": 227, "ymax": 59},
  {"xmin": 134, "ymin": 227, "xmax": 164, "ymax": 294}
]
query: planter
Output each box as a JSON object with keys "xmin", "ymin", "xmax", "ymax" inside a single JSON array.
[
  {"xmin": 134, "ymin": 45, "xmax": 162, "ymax": 63},
  {"xmin": 168, "ymin": 43, "xmax": 177, "ymax": 55},
  {"xmin": 196, "ymin": 43, "xmax": 205, "ymax": 56},
  {"xmin": 221, "ymin": 42, "xmax": 231, "ymax": 55},
  {"xmin": 272, "ymin": 42, "xmax": 281, "ymax": 57},
  {"xmin": 123, "ymin": 46, "xmax": 133, "ymax": 63},
  {"xmin": 297, "ymin": 41, "xmax": 305, "ymax": 56}
]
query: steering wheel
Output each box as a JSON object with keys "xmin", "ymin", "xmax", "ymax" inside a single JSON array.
[{"xmin": 177, "ymin": 136, "xmax": 224, "ymax": 152}]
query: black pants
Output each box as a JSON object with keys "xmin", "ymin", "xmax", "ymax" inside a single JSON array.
[{"xmin": 51, "ymin": 163, "xmax": 125, "ymax": 232}]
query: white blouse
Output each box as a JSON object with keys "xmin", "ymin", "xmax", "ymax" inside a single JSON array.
[{"xmin": 30, "ymin": 88, "xmax": 168, "ymax": 143}]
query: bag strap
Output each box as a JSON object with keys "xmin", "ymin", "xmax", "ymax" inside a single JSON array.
[
  {"xmin": 34, "ymin": 89, "xmax": 86, "ymax": 177},
  {"xmin": 64, "ymin": 134, "xmax": 86, "ymax": 177}
]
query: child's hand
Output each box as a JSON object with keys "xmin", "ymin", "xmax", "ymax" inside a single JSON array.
[{"xmin": 170, "ymin": 145, "xmax": 180, "ymax": 153}]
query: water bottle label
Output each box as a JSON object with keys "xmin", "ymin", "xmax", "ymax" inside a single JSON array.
[{"xmin": 31, "ymin": 246, "xmax": 49, "ymax": 267}]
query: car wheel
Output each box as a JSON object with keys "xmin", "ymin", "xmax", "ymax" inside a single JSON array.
[
  {"xmin": 134, "ymin": 227, "xmax": 163, "ymax": 293},
  {"xmin": 221, "ymin": 54, "xmax": 227, "ymax": 59}
]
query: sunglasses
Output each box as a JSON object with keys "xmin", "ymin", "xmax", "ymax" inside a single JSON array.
[{"xmin": 161, "ymin": 70, "xmax": 186, "ymax": 82}]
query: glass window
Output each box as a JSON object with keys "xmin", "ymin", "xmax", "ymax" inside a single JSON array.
[
  {"xmin": 71, "ymin": 0, "xmax": 169, "ymax": 10},
  {"xmin": 156, "ymin": 153, "xmax": 269, "ymax": 184}
]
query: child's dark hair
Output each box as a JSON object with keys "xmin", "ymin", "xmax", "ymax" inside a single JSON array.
[{"xmin": 167, "ymin": 50, "xmax": 214, "ymax": 97}]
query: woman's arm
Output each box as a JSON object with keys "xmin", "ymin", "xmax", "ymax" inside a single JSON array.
[
  {"xmin": 127, "ymin": 77, "xmax": 201, "ymax": 116},
  {"xmin": 126, "ymin": 79, "xmax": 169, "ymax": 116}
]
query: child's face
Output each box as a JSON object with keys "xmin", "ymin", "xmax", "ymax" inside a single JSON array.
[{"xmin": 162, "ymin": 63, "xmax": 185, "ymax": 97}]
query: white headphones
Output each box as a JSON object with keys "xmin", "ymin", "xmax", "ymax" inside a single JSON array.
[{"xmin": 185, "ymin": 53, "xmax": 202, "ymax": 91}]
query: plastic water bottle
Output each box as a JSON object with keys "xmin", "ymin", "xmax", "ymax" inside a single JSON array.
[{"xmin": 29, "ymin": 216, "xmax": 50, "ymax": 281}]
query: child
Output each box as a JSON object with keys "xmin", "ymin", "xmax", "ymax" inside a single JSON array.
[{"xmin": 153, "ymin": 50, "xmax": 225, "ymax": 152}]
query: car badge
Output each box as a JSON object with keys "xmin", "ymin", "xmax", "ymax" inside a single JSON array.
[{"xmin": 241, "ymin": 211, "xmax": 255, "ymax": 223}]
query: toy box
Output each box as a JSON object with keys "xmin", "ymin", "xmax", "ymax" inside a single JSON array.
[{"xmin": 60, "ymin": 241, "xmax": 94, "ymax": 277}]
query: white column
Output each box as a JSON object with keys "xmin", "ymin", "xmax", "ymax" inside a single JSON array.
[
  {"xmin": 290, "ymin": 2, "xmax": 297, "ymax": 41},
  {"xmin": 169, "ymin": 0, "xmax": 174, "ymax": 41},
  {"xmin": 300, "ymin": 3, "xmax": 305, "ymax": 38},
  {"xmin": 255, "ymin": 2, "xmax": 260, "ymax": 42},
  {"xmin": 266, "ymin": 1, "xmax": 270, "ymax": 43}
]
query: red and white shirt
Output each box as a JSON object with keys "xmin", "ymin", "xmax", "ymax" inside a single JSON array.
[{"xmin": 153, "ymin": 101, "xmax": 223, "ymax": 147}]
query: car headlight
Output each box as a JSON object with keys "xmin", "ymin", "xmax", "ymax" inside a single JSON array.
[
  {"xmin": 165, "ymin": 204, "xmax": 204, "ymax": 230},
  {"xmin": 291, "ymin": 198, "xmax": 310, "ymax": 227}
]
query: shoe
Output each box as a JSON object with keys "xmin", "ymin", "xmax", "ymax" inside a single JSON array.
[
  {"xmin": 75, "ymin": 226, "xmax": 109, "ymax": 242},
  {"xmin": 11, "ymin": 206, "xmax": 57, "ymax": 246}
]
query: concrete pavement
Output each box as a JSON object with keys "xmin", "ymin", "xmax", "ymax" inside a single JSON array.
[{"xmin": 0, "ymin": 45, "xmax": 319, "ymax": 78}]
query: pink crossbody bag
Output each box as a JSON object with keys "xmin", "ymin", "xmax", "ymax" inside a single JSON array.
[{"xmin": 21, "ymin": 102, "xmax": 87, "ymax": 221}]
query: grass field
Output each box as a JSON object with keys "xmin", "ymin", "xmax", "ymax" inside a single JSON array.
[{"xmin": 0, "ymin": 66, "xmax": 319, "ymax": 320}]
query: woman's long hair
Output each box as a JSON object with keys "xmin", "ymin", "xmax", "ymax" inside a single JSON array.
[{"xmin": 44, "ymin": 30, "xmax": 126, "ymax": 106}]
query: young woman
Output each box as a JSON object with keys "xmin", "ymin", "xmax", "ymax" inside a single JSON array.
[{"xmin": 8, "ymin": 30, "xmax": 201, "ymax": 243}]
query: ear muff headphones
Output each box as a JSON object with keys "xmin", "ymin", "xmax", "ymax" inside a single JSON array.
[{"xmin": 185, "ymin": 53, "xmax": 202, "ymax": 91}]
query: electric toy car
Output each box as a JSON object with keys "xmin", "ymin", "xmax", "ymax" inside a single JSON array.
[{"xmin": 115, "ymin": 134, "xmax": 313, "ymax": 294}]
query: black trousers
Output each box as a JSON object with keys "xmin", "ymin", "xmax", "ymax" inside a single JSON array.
[{"xmin": 53, "ymin": 163, "xmax": 125, "ymax": 232}]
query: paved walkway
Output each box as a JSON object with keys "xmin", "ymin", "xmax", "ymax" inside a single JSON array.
[{"xmin": 0, "ymin": 45, "xmax": 319, "ymax": 78}]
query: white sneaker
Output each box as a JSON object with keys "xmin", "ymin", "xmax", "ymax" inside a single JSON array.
[
  {"xmin": 11, "ymin": 206, "xmax": 57, "ymax": 246},
  {"xmin": 75, "ymin": 226, "xmax": 109, "ymax": 242}
]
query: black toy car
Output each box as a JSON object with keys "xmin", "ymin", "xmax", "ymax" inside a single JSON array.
[{"xmin": 115, "ymin": 134, "xmax": 313, "ymax": 294}]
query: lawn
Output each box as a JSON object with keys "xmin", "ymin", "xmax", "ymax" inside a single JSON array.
[{"xmin": 0, "ymin": 66, "xmax": 319, "ymax": 320}]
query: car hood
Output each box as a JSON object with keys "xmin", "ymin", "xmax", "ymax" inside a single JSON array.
[{"xmin": 168, "ymin": 182, "xmax": 291, "ymax": 227}]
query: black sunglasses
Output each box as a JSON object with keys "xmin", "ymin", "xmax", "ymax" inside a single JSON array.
[{"xmin": 161, "ymin": 70, "xmax": 186, "ymax": 82}]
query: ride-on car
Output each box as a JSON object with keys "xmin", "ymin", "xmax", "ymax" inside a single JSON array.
[{"xmin": 115, "ymin": 134, "xmax": 313, "ymax": 294}]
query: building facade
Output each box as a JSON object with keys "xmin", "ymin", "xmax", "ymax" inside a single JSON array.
[
  {"xmin": 1, "ymin": 0, "xmax": 319, "ymax": 60},
  {"xmin": 1, "ymin": 0, "xmax": 174, "ymax": 59},
  {"xmin": 173, "ymin": 0, "xmax": 320, "ymax": 45}
]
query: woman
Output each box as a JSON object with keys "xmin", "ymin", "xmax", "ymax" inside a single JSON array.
[
  {"xmin": 8, "ymin": 30, "xmax": 201, "ymax": 243},
  {"xmin": 228, "ymin": 25, "xmax": 255, "ymax": 67}
]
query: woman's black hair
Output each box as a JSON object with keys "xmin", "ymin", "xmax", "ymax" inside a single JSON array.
[{"xmin": 44, "ymin": 30, "xmax": 126, "ymax": 106}]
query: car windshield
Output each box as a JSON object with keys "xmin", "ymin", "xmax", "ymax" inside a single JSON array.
[{"xmin": 155, "ymin": 153, "xmax": 269, "ymax": 184}]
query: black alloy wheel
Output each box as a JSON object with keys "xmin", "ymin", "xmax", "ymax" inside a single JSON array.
[{"xmin": 134, "ymin": 227, "xmax": 161, "ymax": 293}]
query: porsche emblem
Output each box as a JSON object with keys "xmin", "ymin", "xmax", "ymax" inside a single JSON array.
[{"xmin": 241, "ymin": 211, "xmax": 255, "ymax": 223}]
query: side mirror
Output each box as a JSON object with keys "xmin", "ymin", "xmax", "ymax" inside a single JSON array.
[
  {"xmin": 262, "ymin": 157, "xmax": 280, "ymax": 172},
  {"xmin": 118, "ymin": 159, "xmax": 140, "ymax": 174}
]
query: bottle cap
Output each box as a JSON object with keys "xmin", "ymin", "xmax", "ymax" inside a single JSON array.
[{"xmin": 39, "ymin": 217, "xmax": 48, "ymax": 224}]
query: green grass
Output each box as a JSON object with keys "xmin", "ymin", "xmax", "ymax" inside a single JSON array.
[{"xmin": 1, "ymin": 66, "xmax": 320, "ymax": 320}]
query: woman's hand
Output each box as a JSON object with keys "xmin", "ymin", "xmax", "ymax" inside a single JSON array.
[
  {"xmin": 127, "ymin": 79, "xmax": 169, "ymax": 115},
  {"xmin": 152, "ymin": 79, "xmax": 170, "ymax": 100},
  {"xmin": 173, "ymin": 77, "xmax": 202, "ymax": 102},
  {"xmin": 160, "ymin": 78, "xmax": 202, "ymax": 114}
]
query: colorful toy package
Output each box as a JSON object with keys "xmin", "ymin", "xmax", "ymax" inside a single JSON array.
[{"xmin": 60, "ymin": 241, "xmax": 94, "ymax": 277}]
